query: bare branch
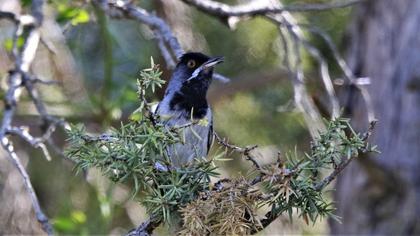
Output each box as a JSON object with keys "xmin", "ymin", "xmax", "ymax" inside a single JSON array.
[
  {"xmin": 0, "ymin": 32, "xmax": 41, "ymax": 141},
  {"xmin": 299, "ymin": 24, "xmax": 376, "ymax": 122},
  {"xmin": 0, "ymin": 11, "xmax": 38, "ymax": 28},
  {"xmin": 180, "ymin": 0, "xmax": 363, "ymax": 18},
  {"xmin": 179, "ymin": 0, "xmax": 374, "ymax": 134},
  {"xmin": 94, "ymin": 0, "xmax": 229, "ymax": 82},
  {"xmin": 30, "ymin": 76, "xmax": 61, "ymax": 85},
  {"xmin": 214, "ymin": 132, "xmax": 260, "ymax": 170},
  {"xmin": 6, "ymin": 127, "xmax": 52, "ymax": 161},
  {"xmin": 21, "ymin": 72, "xmax": 64, "ymax": 127},
  {"xmin": 179, "ymin": 0, "xmax": 342, "ymax": 136},
  {"xmin": 275, "ymin": 12, "xmax": 326, "ymax": 137},
  {"xmin": 1, "ymin": 138, "xmax": 53, "ymax": 235},
  {"xmin": 98, "ymin": 0, "xmax": 183, "ymax": 58},
  {"xmin": 212, "ymin": 73, "xmax": 230, "ymax": 83},
  {"xmin": 155, "ymin": 33, "xmax": 176, "ymax": 69},
  {"xmin": 295, "ymin": 32, "xmax": 340, "ymax": 118},
  {"xmin": 0, "ymin": 10, "xmax": 19, "ymax": 23},
  {"xmin": 0, "ymin": 0, "xmax": 64, "ymax": 234}
]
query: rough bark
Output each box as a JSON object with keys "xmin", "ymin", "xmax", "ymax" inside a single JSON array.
[{"xmin": 331, "ymin": 0, "xmax": 420, "ymax": 235}]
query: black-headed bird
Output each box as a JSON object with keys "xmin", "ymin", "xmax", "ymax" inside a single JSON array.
[{"xmin": 155, "ymin": 52, "xmax": 223, "ymax": 168}]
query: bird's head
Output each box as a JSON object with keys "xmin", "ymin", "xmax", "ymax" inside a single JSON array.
[
  {"xmin": 174, "ymin": 52, "xmax": 224, "ymax": 87},
  {"xmin": 163, "ymin": 52, "xmax": 223, "ymax": 117}
]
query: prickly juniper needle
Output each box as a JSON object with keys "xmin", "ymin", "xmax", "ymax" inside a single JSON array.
[{"xmin": 155, "ymin": 52, "xmax": 223, "ymax": 168}]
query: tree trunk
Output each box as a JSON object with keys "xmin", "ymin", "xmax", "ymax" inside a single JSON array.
[{"xmin": 331, "ymin": 0, "xmax": 420, "ymax": 234}]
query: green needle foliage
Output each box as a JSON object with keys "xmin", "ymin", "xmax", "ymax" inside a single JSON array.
[
  {"xmin": 66, "ymin": 60, "xmax": 219, "ymax": 225},
  {"xmin": 179, "ymin": 118, "xmax": 377, "ymax": 235},
  {"xmin": 263, "ymin": 118, "xmax": 378, "ymax": 223},
  {"xmin": 66, "ymin": 59, "xmax": 378, "ymax": 235}
]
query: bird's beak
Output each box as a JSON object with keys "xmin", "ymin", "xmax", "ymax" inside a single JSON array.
[
  {"xmin": 186, "ymin": 56, "xmax": 224, "ymax": 82},
  {"xmin": 202, "ymin": 56, "xmax": 224, "ymax": 69}
]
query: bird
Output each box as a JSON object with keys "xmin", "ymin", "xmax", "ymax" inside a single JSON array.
[{"xmin": 155, "ymin": 52, "xmax": 223, "ymax": 168}]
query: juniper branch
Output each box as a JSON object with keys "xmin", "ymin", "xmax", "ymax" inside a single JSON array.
[
  {"xmin": 314, "ymin": 120, "xmax": 377, "ymax": 191},
  {"xmin": 67, "ymin": 63, "xmax": 378, "ymax": 235}
]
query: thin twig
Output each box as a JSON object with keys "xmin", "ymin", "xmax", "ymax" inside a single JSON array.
[
  {"xmin": 179, "ymin": 0, "xmax": 375, "ymax": 132},
  {"xmin": 214, "ymin": 132, "xmax": 260, "ymax": 170},
  {"xmin": 1, "ymin": 138, "xmax": 53, "ymax": 235},
  {"xmin": 298, "ymin": 23, "xmax": 376, "ymax": 122},
  {"xmin": 0, "ymin": 0, "xmax": 59, "ymax": 234},
  {"xmin": 278, "ymin": 12, "xmax": 326, "ymax": 137},
  {"xmin": 6, "ymin": 127, "xmax": 52, "ymax": 160},
  {"xmin": 180, "ymin": 0, "xmax": 362, "ymax": 18},
  {"xmin": 313, "ymin": 120, "xmax": 377, "ymax": 191},
  {"xmin": 126, "ymin": 217, "xmax": 161, "ymax": 236},
  {"xmin": 0, "ymin": 10, "xmax": 19, "ymax": 23},
  {"xmin": 0, "ymin": 11, "xmax": 37, "ymax": 27},
  {"xmin": 95, "ymin": 0, "xmax": 229, "ymax": 82},
  {"xmin": 180, "ymin": 0, "xmax": 332, "ymax": 137},
  {"xmin": 155, "ymin": 32, "xmax": 176, "ymax": 69}
]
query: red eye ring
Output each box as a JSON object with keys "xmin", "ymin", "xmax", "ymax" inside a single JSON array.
[{"xmin": 187, "ymin": 60, "xmax": 196, "ymax": 68}]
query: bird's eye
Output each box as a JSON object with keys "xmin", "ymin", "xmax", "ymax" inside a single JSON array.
[{"xmin": 187, "ymin": 60, "xmax": 196, "ymax": 68}]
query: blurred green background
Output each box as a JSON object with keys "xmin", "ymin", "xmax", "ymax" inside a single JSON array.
[{"xmin": 0, "ymin": 0, "xmax": 352, "ymax": 234}]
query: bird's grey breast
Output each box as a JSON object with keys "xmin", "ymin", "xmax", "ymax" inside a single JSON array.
[{"xmin": 156, "ymin": 99, "xmax": 212, "ymax": 167}]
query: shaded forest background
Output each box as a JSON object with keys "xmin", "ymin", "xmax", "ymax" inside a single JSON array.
[{"xmin": 0, "ymin": 0, "xmax": 419, "ymax": 235}]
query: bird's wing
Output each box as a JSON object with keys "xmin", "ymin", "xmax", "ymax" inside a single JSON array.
[{"xmin": 207, "ymin": 115, "xmax": 214, "ymax": 155}]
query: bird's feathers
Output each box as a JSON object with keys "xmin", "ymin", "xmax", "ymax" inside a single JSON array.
[
  {"xmin": 156, "ymin": 102, "xmax": 212, "ymax": 167},
  {"xmin": 155, "ymin": 52, "xmax": 221, "ymax": 168}
]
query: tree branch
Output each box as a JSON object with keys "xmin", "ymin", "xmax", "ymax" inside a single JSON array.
[
  {"xmin": 180, "ymin": 0, "xmax": 363, "ymax": 19},
  {"xmin": 1, "ymin": 138, "xmax": 53, "ymax": 235},
  {"xmin": 313, "ymin": 120, "xmax": 377, "ymax": 191},
  {"xmin": 214, "ymin": 132, "xmax": 260, "ymax": 170},
  {"xmin": 126, "ymin": 217, "xmax": 161, "ymax": 236},
  {"xmin": 0, "ymin": 10, "xmax": 38, "ymax": 26},
  {"xmin": 0, "ymin": 10, "xmax": 19, "ymax": 23},
  {"xmin": 94, "ymin": 0, "xmax": 230, "ymax": 82},
  {"xmin": 179, "ymin": 0, "xmax": 376, "ymax": 136},
  {"xmin": 0, "ymin": 0, "xmax": 63, "ymax": 234}
]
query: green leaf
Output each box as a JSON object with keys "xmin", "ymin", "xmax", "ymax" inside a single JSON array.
[
  {"xmin": 56, "ymin": 4, "xmax": 90, "ymax": 25},
  {"xmin": 3, "ymin": 37, "xmax": 24, "ymax": 52},
  {"xmin": 70, "ymin": 210, "xmax": 87, "ymax": 224},
  {"xmin": 71, "ymin": 9, "xmax": 90, "ymax": 25},
  {"xmin": 21, "ymin": 0, "xmax": 32, "ymax": 7},
  {"xmin": 53, "ymin": 217, "xmax": 77, "ymax": 232}
]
